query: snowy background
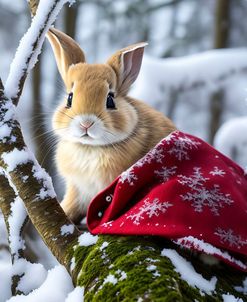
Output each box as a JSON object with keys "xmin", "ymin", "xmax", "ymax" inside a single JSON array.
[{"xmin": 1, "ymin": 0, "xmax": 247, "ymax": 301}]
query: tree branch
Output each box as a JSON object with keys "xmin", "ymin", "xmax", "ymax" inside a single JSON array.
[
  {"xmin": 0, "ymin": 172, "xmax": 29, "ymax": 288},
  {"xmin": 0, "ymin": 83, "xmax": 80, "ymax": 275},
  {"xmin": 5, "ymin": 0, "xmax": 73, "ymax": 105},
  {"xmin": 28, "ymin": 0, "xmax": 40, "ymax": 16}
]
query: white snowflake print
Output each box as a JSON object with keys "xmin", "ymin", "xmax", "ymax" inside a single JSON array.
[
  {"xmin": 127, "ymin": 198, "xmax": 173, "ymax": 225},
  {"xmin": 135, "ymin": 145, "xmax": 165, "ymax": 168},
  {"xmin": 178, "ymin": 167, "xmax": 209, "ymax": 190},
  {"xmin": 214, "ymin": 228, "xmax": 247, "ymax": 248},
  {"xmin": 101, "ymin": 221, "xmax": 113, "ymax": 228},
  {"xmin": 178, "ymin": 167, "xmax": 233, "ymax": 216},
  {"xmin": 154, "ymin": 166, "xmax": 177, "ymax": 182},
  {"xmin": 164, "ymin": 131, "xmax": 178, "ymax": 142},
  {"xmin": 168, "ymin": 135, "xmax": 201, "ymax": 161},
  {"xmin": 209, "ymin": 167, "xmax": 226, "ymax": 177},
  {"xmin": 120, "ymin": 167, "xmax": 138, "ymax": 186}
]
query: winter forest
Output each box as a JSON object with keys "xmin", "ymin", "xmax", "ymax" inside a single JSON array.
[{"xmin": 0, "ymin": 0, "xmax": 247, "ymax": 301}]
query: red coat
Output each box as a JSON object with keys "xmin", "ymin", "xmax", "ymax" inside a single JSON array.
[{"xmin": 87, "ymin": 131, "xmax": 247, "ymax": 271}]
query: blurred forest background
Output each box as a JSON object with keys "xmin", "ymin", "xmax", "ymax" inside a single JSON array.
[{"xmin": 1, "ymin": 0, "xmax": 247, "ymax": 197}]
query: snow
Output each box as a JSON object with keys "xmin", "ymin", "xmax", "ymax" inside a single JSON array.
[
  {"xmin": 103, "ymin": 274, "xmax": 118, "ymax": 286},
  {"xmin": 235, "ymin": 277, "xmax": 247, "ymax": 294},
  {"xmin": 116, "ymin": 269, "xmax": 127, "ymax": 281},
  {"xmin": 5, "ymin": 0, "xmax": 75, "ymax": 101},
  {"xmin": 1, "ymin": 101, "xmax": 16, "ymax": 122},
  {"xmin": 78, "ymin": 232, "xmax": 98, "ymax": 246},
  {"xmin": 100, "ymin": 241, "xmax": 109, "ymax": 251},
  {"xmin": 0, "ymin": 124, "xmax": 11, "ymax": 139},
  {"xmin": 0, "ymin": 262, "xmax": 12, "ymax": 302},
  {"xmin": 222, "ymin": 294, "xmax": 244, "ymax": 302},
  {"xmin": 146, "ymin": 264, "xmax": 160, "ymax": 277},
  {"xmin": 65, "ymin": 287, "xmax": 84, "ymax": 302},
  {"xmin": 174, "ymin": 236, "xmax": 247, "ymax": 271},
  {"xmin": 133, "ymin": 49, "xmax": 247, "ymax": 101},
  {"xmin": 70, "ymin": 257, "xmax": 76, "ymax": 271},
  {"xmin": 8, "ymin": 197, "xmax": 27, "ymax": 257},
  {"xmin": 14, "ymin": 260, "xmax": 47, "ymax": 294},
  {"xmin": 2, "ymin": 148, "xmax": 31, "ymax": 172},
  {"xmin": 1, "ymin": 147, "xmax": 56, "ymax": 200},
  {"xmin": 32, "ymin": 164, "xmax": 56, "ymax": 200},
  {"xmin": 161, "ymin": 248, "xmax": 217, "ymax": 294},
  {"xmin": 60, "ymin": 224, "xmax": 75, "ymax": 236},
  {"xmin": 7, "ymin": 265, "xmax": 74, "ymax": 302},
  {"xmin": 131, "ymin": 50, "xmax": 247, "ymax": 140},
  {"xmin": 214, "ymin": 117, "xmax": 247, "ymax": 168},
  {"xmin": 147, "ymin": 264, "xmax": 157, "ymax": 271}
]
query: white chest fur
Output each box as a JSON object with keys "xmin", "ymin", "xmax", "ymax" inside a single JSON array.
[{"xmin": 56, "ymin": 141, "xmax": 123, "ymax": 209}]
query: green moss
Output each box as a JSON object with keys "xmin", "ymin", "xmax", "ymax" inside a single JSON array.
[{"xmin": 72, "ymin": 235, "xmax": 247, "ymax": 301}]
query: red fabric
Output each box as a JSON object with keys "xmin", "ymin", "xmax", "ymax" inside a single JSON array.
[{"xmin": 87, "ymin": 131, "xmax": 247, "ymax": 271}]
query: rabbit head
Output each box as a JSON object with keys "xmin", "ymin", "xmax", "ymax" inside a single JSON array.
[{"xmin": 47, "ymin": 28, "xmax": 147, "ymax": 146}]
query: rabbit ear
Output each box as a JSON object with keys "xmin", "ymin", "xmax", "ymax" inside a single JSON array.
[
  {"xmin": 107, "ymin": 42, "xmax": 147, "ymax": 95},
  {"xmin": 46, "ymin": 28, "xmax": 86, "ymax": 86}
]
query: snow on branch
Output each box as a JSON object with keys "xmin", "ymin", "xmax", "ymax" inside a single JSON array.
[
  {"xmin": 0, "ymin": 1, "xmax": 82, "ymax": 294},
  {"xmin": 5, "ymin": 0, "xmax": 75, "ymax": 105},
  {"xmin": 0, "ymin": 170, "xmax": 30, "ymax": 295},
  {"xmin": 132, "ymin": 48, "xmax": 247, "ymax": 99},
  {"xmin": 0, "ymin": 82, "xmax": 80, "ymax": 274}
]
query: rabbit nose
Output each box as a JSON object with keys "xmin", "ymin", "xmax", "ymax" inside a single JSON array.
[{"xmin": 80, "ymin": 121, "xmax": 94, "ymax": 130}]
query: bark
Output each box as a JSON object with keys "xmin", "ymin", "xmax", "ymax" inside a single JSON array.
[
  {"xmin": 0, "ymin": 80, "xmax": 29, "ymax": 295},
  {"xmin": 209, "ymin": 0, "xmax": 231, "ymax": 143},
  {"xmin": 209, "ymin": 90, "xmax": 224, "ymax": 144},
  {"xmin": 28, "ymin": 0, "xmax": 39, "ymax": 16},
  {"xmin": 64, "ymin": 3, "xmax": 79, "ymax": 38},
  {"xmin": 214, "ymin": 0, "xmax": 231, "ymax": 49}
]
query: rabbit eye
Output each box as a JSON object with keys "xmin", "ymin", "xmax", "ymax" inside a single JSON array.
[
  {"xmin": 106, "ymin": 92, "xmax": 116, "ymax": 110},
  {"xmin": 66, "ymin": 92, "xmax": 73, "ymax": 108}
]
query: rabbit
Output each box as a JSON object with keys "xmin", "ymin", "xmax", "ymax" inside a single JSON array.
[{"xmin": 47, "ymin": 28, "xmax": 176, "ymax": 222}]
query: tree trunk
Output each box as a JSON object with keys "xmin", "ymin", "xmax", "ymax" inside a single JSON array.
[
  {"xmin": 64, "ymin": 3, "xmax": 78, "ymax": 38},
  {"xmin": 214, "ymin": 0, "xmax": 231, "ymax": 49},
  {"xmin": 209, "ymin": 0, "xmax": 231, "ymax": 144}
]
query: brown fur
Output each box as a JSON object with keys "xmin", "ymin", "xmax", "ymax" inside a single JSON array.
[{"xmin": 47, "ymin": 29, "xmax": 176, "ymax": 221}]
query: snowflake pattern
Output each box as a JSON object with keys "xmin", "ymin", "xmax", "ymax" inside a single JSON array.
[
  {"xmin": 120, "ymin": 168, "xmax": 138, "ymax": 186},
  {"xmin": 214, "ymin": 228, "xmax": 247, "ymax": 248},
  {"xmin": 178, "ymin": 167, "xmax": 233, "ymax": 215},
  {"xmin": 168, "ymin": 135, "xmax": 201, "ymax": 161},
  {"xmin": 135, "ymin": 145, "xmax": 165, "ymax": 168},
  {"xmin": 101, "ymin": 221, "xmax": 113, "ymax": 228},
  {"xmin": 127, "ymin": 198, "xmax": 173, "ymax": 225},
  {"xmin": 209, "ymin": 166, "xmax": 226, "ymax": 177},
  {"xmin": 154, "ymin": 166, "xmax": 177, "ymax": 182}
]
